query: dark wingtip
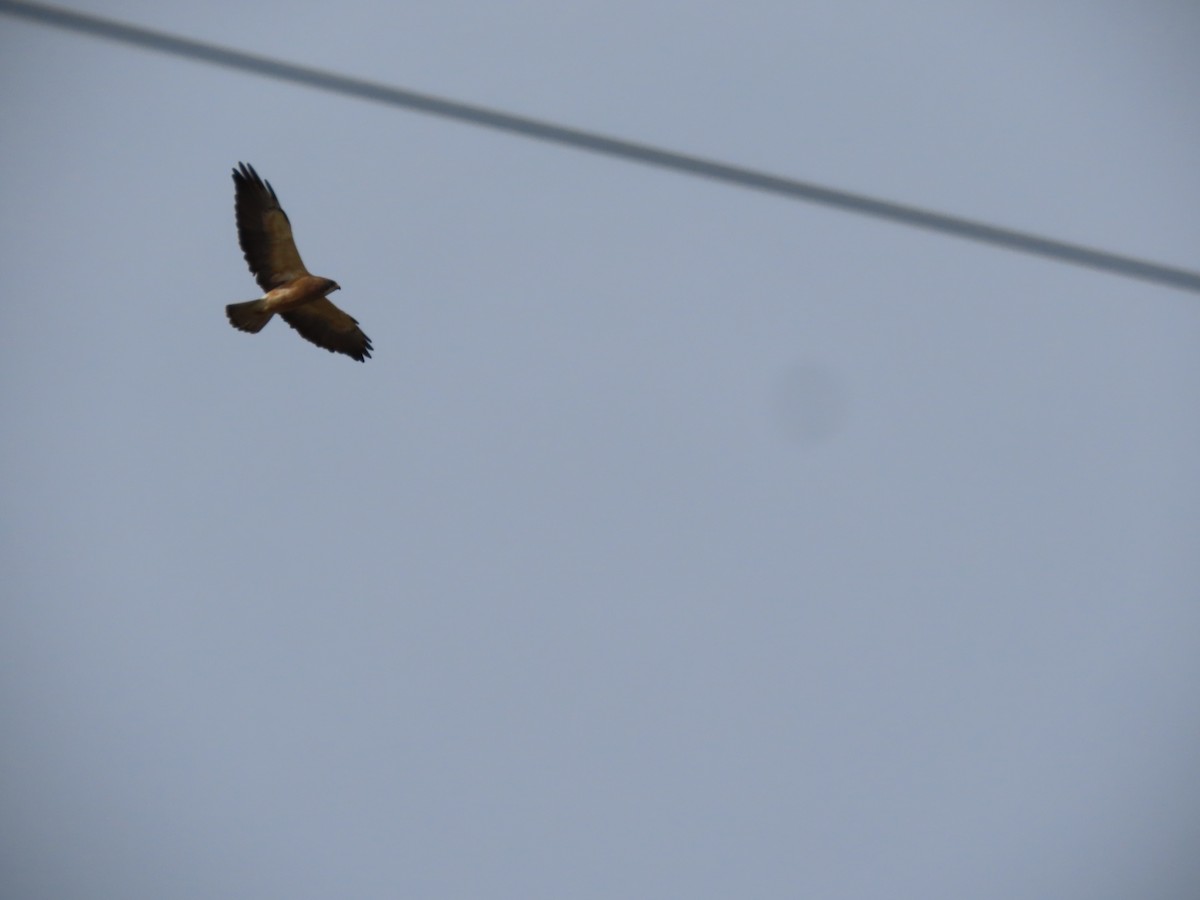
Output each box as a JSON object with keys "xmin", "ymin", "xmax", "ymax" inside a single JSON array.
[
  {"xmin": 324, "ymin": 336, "xmax": 372, "ymax": 362},
  {"xmin": 232, "ymin": 162, "xmax": 274, "ymax": 198}
]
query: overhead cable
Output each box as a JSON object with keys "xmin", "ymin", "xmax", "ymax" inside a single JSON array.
[{"xmin": 4, "ymin": 0, "xmax": 1198, "ymax": 294}]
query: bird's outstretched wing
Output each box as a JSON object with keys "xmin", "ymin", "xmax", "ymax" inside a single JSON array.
[
  {"xmin": 233, "ymin": 162, "xmax": 309, "ymax": 292},
  {"xmin": 282, "ymin": 299, "xmax": 374, "ymax": 362}
]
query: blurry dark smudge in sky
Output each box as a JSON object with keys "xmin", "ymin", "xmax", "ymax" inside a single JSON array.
[{"xmin": 770, "ymin": 363, "xmax": 848, "ymax": 445}]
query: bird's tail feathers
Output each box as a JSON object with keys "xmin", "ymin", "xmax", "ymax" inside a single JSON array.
[{"xmin": 226, "ymin": 299, "xmax": 273, "ymax": 334}]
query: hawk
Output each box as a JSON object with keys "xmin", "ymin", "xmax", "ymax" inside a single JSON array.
[{"xmin": 226, "ymin": 162, "xmax": 372, "ymax": 361}]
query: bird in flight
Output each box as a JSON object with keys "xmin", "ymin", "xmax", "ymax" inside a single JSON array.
[{"xmin": 226, "ymin": 162, "xmax": 372, "ymax": 361}]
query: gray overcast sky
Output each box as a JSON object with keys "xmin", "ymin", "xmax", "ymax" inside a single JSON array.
[{"xmin": 2, "ymin": 2, "xmax": 1199, "ymax": 898}]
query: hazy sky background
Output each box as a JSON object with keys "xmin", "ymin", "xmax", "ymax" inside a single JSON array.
[{"xmin": 2, "ymin": 2, "xmax": 1199, "ymax": 898}]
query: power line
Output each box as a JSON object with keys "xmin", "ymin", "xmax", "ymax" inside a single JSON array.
[{"xmin": 5, "ymin": 0, "xmax": 1199, "ymax": 296}]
